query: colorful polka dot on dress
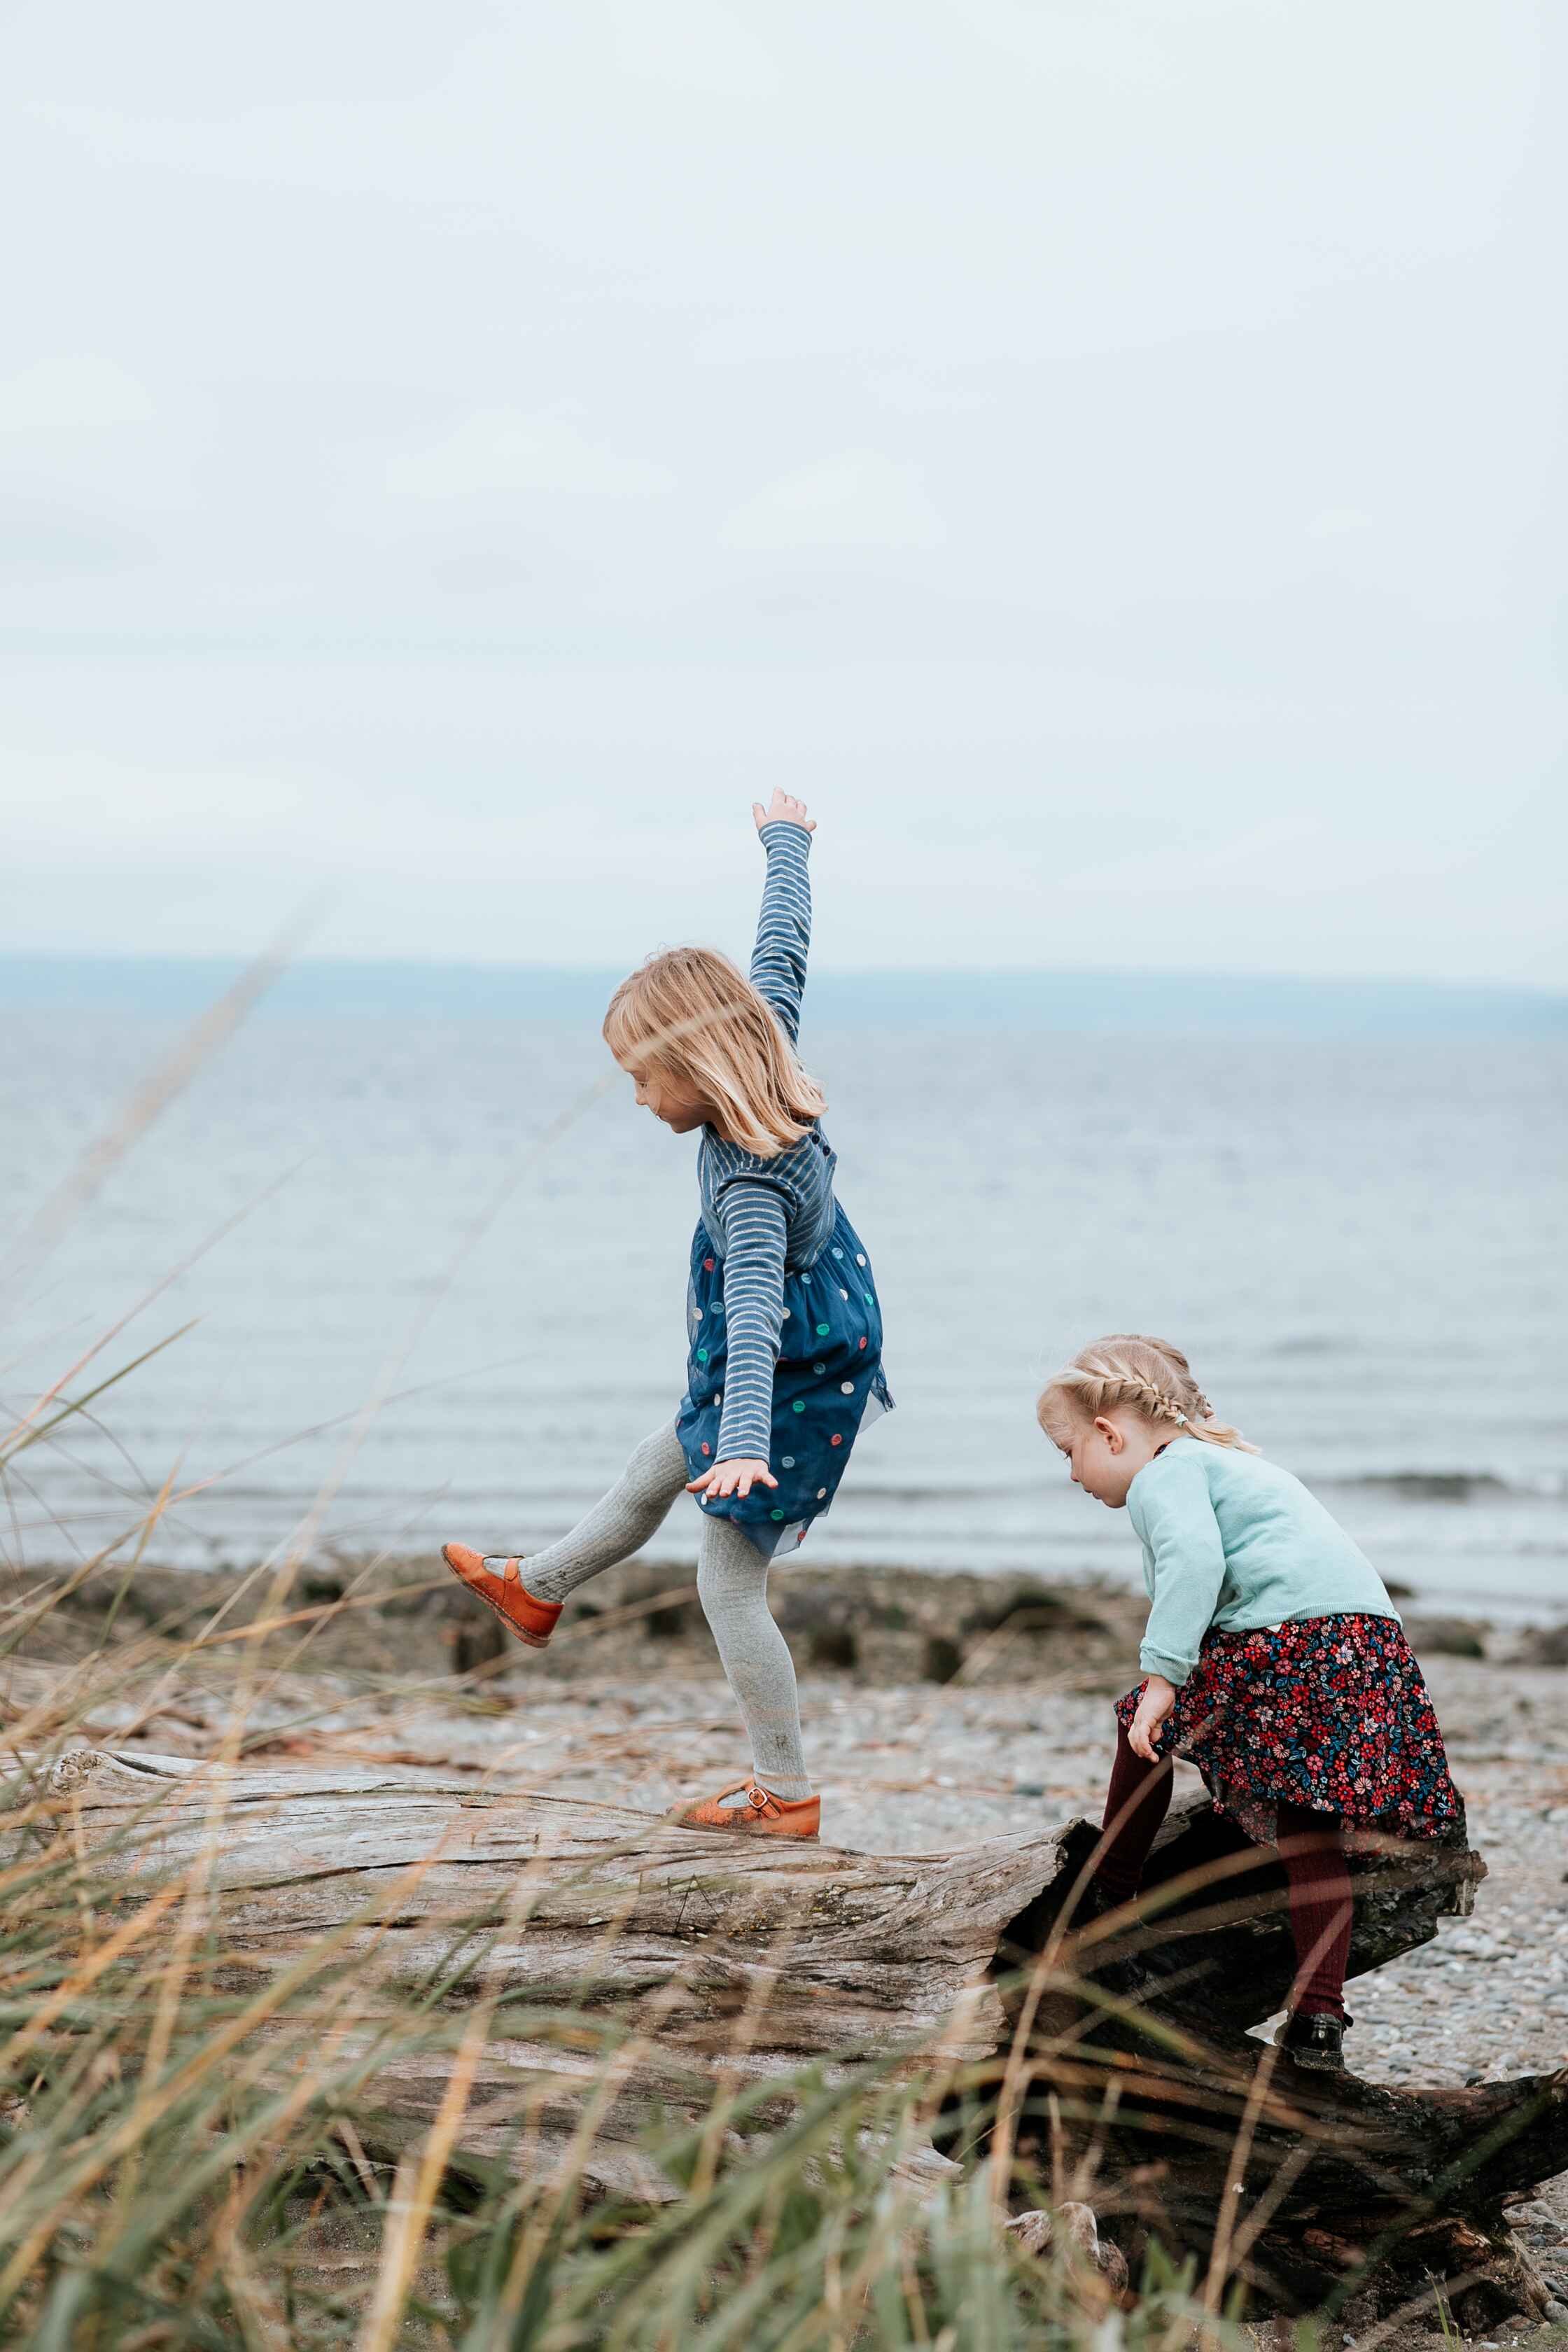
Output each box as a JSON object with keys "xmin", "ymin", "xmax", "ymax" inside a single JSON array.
[{"xmin": 677, "ymin": 1199, "xmax": 890, "ymax": 1556}]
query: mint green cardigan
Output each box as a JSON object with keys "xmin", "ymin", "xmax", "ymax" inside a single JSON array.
[{"xmin": 1127, "ymin": 1441, "xmax": 1399, "ymax": 1686}]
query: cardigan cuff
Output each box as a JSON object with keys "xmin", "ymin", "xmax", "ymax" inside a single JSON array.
[{"xmin": 1139, "ymin": 1645, "xmax": 1195, "ymax": 1687}]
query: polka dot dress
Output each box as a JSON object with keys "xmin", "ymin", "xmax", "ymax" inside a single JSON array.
[{"xmin": 676, "ymin": 1206, "xmax": 892, "ymax": 1558}]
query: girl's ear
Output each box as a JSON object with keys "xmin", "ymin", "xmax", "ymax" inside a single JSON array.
[{"xmin": 1093, "ymin": 1414, "xmax": 1124, "ymax": 1455}]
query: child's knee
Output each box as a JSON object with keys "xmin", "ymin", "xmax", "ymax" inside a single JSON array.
[
  {"xmin": 697, "ymin": 1524, "xmax": 767, "ymax": 1609},
  {"xmin": 634, "ymin": 1422, "xmax": 689, "ymax": 1494}
]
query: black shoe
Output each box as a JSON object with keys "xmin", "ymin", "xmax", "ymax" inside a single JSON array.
[{"xmin": 1275, "ymin": 2010, "xmax": 1352, "ymax": 2072}]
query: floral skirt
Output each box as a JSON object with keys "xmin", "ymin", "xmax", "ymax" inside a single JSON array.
[{"xmin": 1114, "ymin": 1612, "xmax": 1462, "ymax": 1847}]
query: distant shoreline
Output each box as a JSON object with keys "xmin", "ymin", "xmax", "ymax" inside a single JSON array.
[{"xmin": 3, "ymin": 953, "xmax": 1564, "ymax": 1039}]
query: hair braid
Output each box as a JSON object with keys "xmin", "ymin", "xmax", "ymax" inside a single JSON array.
[{"xmin": 1036, "ymin": 1334, "xmax": 1258, "ymax": 1453}]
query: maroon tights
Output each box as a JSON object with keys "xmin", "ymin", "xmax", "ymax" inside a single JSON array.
[{"xmin": 1093, "ymin": 1725, "xmax": 1354, "ymax": 2017}]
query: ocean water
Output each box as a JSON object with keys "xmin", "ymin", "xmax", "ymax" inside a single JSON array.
[{"xmin": 1, "ymin": 994, "xmax": 1564, "ymax": 1625}]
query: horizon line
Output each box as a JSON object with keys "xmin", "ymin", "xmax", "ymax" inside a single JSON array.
[{"xmin": 1, "ymin": 949, "xmax": 1563, "ymax": 1001}]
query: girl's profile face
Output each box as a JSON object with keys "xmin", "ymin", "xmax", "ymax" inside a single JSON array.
[
  {"xmin": 616, "ymin": 1054, "xmax": 713, "ymax": 1135},
  {"xmin": 1051, "ymin": 1412, "xmax": 1151, "ymax": 1509}
]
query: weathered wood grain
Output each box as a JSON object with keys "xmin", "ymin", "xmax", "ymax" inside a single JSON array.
[{"xmin": 13, "ymin": 1744, "xmax": 1566, "ymax": 2318}]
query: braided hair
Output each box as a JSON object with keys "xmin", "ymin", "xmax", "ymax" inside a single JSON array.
[{"xmin": 1036, "ymin": 1334, "xmax": 1257, "ymax": 1452}]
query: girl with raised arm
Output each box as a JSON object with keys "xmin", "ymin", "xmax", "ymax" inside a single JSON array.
[
  {"xmin": 442, "ymin": 792, "xmax": 891, "ymax": 1837},
  {"xmin": 1037, "ymin": 1335, "xmax": 1460, "ymax": 2071}
]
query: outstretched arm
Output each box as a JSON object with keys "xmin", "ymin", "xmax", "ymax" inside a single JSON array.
[{"xmin": 748, "ymin": 791, "xmax": 815, "ymax": 1046}]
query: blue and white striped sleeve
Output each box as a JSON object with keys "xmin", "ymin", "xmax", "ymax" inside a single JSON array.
[
  {"xmin": 713, "ymin": 1179, "xmax": 789, "ymax": 1462},
  {"xmin": 748, "ymin": 821, "xmax": 812, "ymax": 1045}
]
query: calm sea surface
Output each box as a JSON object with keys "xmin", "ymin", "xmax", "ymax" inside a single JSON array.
[{"xmin": 2, "ymin": 1004, "xmax": 1564, "ymax": 1623}]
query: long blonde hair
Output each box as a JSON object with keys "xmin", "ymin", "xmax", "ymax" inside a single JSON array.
[
  {"xmin": 1037, "ymin": 1334, "xmax": 1259, "ymax": 1452},
  {"xmin": 603, "ymin": 946, "xmax": 827, "ymax": 1158}
]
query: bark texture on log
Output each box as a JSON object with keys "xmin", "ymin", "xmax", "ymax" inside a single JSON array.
[
  {"xmin": 24, "ymin": 1746, "xmax": 1062, "ymax": 2202},
  {"xmin": 18, "ymin": 1745, "xmax": 1567, "ymax": 2319}
]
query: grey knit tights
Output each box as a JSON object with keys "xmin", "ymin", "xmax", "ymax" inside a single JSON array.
[{"xmin": 493, "ymin": 1422, "xmax": 811, "ymax": 1800}]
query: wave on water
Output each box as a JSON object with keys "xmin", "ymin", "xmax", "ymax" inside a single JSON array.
[{"xmin": 1334, "ymin": 1470, "xmax": 1565, "ymax": 1502}]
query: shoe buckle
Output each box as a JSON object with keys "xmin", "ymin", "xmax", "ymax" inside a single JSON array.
[{"xmin": 745, "ymin": 1784, "xmax": 773, "ymax": 1812}]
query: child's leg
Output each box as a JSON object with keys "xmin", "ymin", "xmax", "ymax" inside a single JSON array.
[
  {"xmin": 1276, "ymin": 1803, "xmax": 1353, "ymax": 2019},
  {"xmin": 696, "ymin": 1517, "xmax": 811, "ymax": 1800},
  {"xmin": 1090, "ymin": 1722, "xmax": 1176, "ymax": 1907},
  {"xmin": 514, "ymin": 1423, "xmax": 690, "ymax": 1605}
]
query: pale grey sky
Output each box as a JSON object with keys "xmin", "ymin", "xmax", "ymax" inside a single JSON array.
[{"xmin": 3, "ymin": 1, "xmax": 1563, "ymax": 981}]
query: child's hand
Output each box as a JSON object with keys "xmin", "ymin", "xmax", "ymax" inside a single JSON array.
[
  {"xmin": 1127, "ymin": 1674, "xmax": 1177, "ymax": 1763},
  {"xmin": 752, "ymin": 790, "xmax": 816, "ymax": 836},
  {"xmin": 687, "ymin": 1458, "xmax": 778, "ymax": 1501}
]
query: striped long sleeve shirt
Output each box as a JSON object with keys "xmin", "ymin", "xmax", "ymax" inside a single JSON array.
[{"xmin": 696, "ymin": 822, "xmax": 836, "ymax": 1462}]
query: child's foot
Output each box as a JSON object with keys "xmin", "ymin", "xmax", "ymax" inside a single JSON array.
[
  {"xmin": 1275, "ymin": 2009, "xmax": 1351, "ymax": 2073},
  {"xmin": 674, "ymin": 1780, "xmax": 820, "ymax": 1838},
  {"xmin": 440, "ymin": 1544, "xmax": 562, "ymax": 1649}
]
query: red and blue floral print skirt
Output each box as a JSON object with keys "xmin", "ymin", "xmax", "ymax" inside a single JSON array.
[{"xmin": 1114, "ymin": 1612, "xmax": 1461, "ymax": 1848}]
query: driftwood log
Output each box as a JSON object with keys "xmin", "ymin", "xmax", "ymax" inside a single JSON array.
[{"xmin": 20, "ymin": 1746, "xmax": 1568, "ymax": 2323}]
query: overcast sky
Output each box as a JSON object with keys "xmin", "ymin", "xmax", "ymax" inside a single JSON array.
[{"xmin": 3, "ymin": 1, "xmax": 1563, "ymax": 981}]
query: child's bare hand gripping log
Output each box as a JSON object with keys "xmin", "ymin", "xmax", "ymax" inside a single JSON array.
[
  {"xmin": 441, "ymin": 793, "xmax": 893, "ymax": 1840},
  {"xmin": 1126, "ymin": 1672, "xmax": 1175, "ymax": 1763}
]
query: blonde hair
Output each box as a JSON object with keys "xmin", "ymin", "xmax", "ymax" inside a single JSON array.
[
  {"xmin": 603, "ymin": 947, "xmax": 827, "ymax": 1158},
  {"xmin": 1037, "ymin": 1334, "xmax": 1259, "ymax": 1453}
]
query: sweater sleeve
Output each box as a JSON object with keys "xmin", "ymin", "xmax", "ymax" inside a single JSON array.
[
  {"xmin": 748, "ymin": 821, "xmax": 812, "ymax": 1044},
  {"xmin": 1129, "ymin": 1450, "xmax": 1229, "ymax": 1686},
  {"xmin": 712, "ymin": 1178, "xmax": 789, "ymax": 1462}
]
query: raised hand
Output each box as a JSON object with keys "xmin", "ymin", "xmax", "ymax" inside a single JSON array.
[
  {"xmin": 686, "ymin": 1457, "xmax": 778, "ymax": 1501},
  {"xmin": 752, "ymin": 790, "xmax": 815, "ymax": 836}
]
